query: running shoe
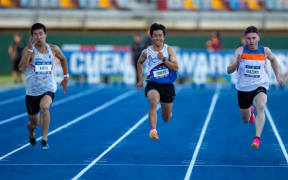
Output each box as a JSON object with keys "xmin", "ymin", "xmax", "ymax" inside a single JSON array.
[
  {"xmin": 41, "ymin": 140, "xmax": 49, "ymax": 150},
  {"xmin": 249, "ymin": 106, "xmax": 255, "ymax": 123},
  {"xmin": 251, "ymin": 137, "xmax": 261, "ymax": 149},
  {"xmin": 149, "ymin": 129, "xmax": 159, "ymax": 141},
  {"xmin": 29, "ymin": 137, "xmax": 36, "ymax": 146}
]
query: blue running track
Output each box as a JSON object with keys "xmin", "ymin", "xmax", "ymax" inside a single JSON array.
[{"xmin": 0, "ymin": 83, "xmax": 287, "ymax": 180}]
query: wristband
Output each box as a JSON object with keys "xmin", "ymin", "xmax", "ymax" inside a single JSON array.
[
  {"xmin": 27, "ymin": 49, "xmax": 33, "ymax": 53},
  {"xmin": 163, "ymin": 57, "xmax": 167, "ymax": 62},
  {"xmin": 64, "ymin": 74, "xmax": 69, "ymax": 78}
]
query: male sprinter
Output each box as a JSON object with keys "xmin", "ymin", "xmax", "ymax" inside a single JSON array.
[
  {"xmin": 227, "ymin": 26, "xmax": 283, "ymax": 149},
  {"xmin": 19, "ymin": 23, "xmax": 69, "ymax": 149},
  {"xmin": 137, "ymin": 23, "xmax": 178, "ymax": 141}
]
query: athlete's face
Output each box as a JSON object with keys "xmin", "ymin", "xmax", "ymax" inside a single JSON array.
[
  {"xmin": 245, "ymin": 33, "xmax": 259, "ymax": 50},
  {"xmin": 32, "ymin": 29, "xmax": 46, "ymax": 45},
  {"xmin": 151, "ymin": 30, "xmax": 165, "ymax": 47}
]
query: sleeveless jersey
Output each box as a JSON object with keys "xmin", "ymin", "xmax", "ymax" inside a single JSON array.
[
  {"xmin": 146, "ymin": 44, "xmax": 177, "ymax": 84},
  {"xmin": 236, "ymin": 45, "xmax": 269, "ymax": 91},
  {"xmin": 24, "ymin": 43, "xmax": 57, "ymax": 96}
]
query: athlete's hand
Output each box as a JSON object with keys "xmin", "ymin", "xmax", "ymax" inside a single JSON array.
[
  {"xmin": 60, "ymin": 78, "xmax": 69, "ymax": 93},
  {"xmin": 157, "ymin": 52, "xmax": 164, "ymax": 61},
  {"xmin": 236, "ymin": 54, "xmax": 242, "ymax": 64},
  {"xmin": 276, "ymin": 76, "xmax": 284, "ymax": 86},
  {"xmin": 28, "ymin": 36, "xmax": 35, "ymax": 49},
  {"xmin": 137, "ymin": 81, "xmax": 143, "ymax": 90}
]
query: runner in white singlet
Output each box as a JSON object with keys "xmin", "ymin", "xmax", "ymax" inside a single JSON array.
[
  {"xmin": 227, "ymin": 26, "xmax": 283, "ymax": 149},
  {"xmin": 19, "ymin": 23, "xmax": 69, "ymax": 149}
]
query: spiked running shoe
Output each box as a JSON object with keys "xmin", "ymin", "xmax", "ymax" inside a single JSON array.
[
  {"xmin": 149, "ymin": 129, "xmax": 159, "ymax": 141},
  {"xmin": 29, "ymin": 137, "xmax": 36, "ymax": 146},
  {"xmin": 249, "ymin": 106, "xmax": 255, "ymax": 123},
  {"xmin": 251, "ymin": 137, "xmax": 261, "ymax": 149},
  {"xmin": 41, "ymin": 140, "xmax": 49, "ymax": 150}
]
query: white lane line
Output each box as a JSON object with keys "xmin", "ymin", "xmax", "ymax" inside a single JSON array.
[
  {"xmin": 71, "ymin": 104, "xmax": 161, "ymax": 180},
  {"xmin": 265, "ymin": 106, "xmax": 288, "ymax": 164},
  {"xmin": 0, "ymin": 88, "xmax": 103, "ymax": 126},
  {"xmin": 0, "ymin": 90, "xmax": 135, "ymax": 161},
  {"xmin": 184, "ymin": 84, "xmax": 221, "ymax": 180},
  {"xmin": 0, "ymin": 163, "xmax": 287, "ymax": 168},
  {"xmin": 0, "ymin": 81, "xmax": 77, "ymax": 106},
  {"xmin": 0, "ymin": 85, "xmax": 24, "ymax": 93},
  {"xmin": 0, "ymin": 95, "xmax": 24, "ymax": 106}
]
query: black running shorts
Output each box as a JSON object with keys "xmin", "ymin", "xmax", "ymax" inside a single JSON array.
[
  {"xmin": 237, "ymin": 87, "xmax": 267, "ymax": 109},
  {"xmin": 25, "ymin": 91, "xmax": 55, "ymax": 115},
  {"xmin": 145, "ymin": 81, "xmax": 175, "ymax": 103}
]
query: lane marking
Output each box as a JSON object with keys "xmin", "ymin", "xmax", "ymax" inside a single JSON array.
[
  {"xmin": 0, "ymin": 96, "xmax": 24, "ymax": 106},
  {"xmin": 0, "ymin": 163, "xmax": 287, "ymax": 168},
  {"xmin": 71, "ymin": 104, "xmax": 161, "ymax": 180},
  {"xmin": 184, "ymin": 84, "xmax": 221, "ymax": 180},
  {"xmin": 0, "ymin": 90, "xmax": 135, "ymax": 161},
  {"xmin": 0, "ymin": 88, "xmax": 103, "ymax": 126},
  {"xmin": 265, "ymin": 106, "xmax": 288, "ymax": 164}
]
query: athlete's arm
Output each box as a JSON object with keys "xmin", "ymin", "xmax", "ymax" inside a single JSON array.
[
  {"xmin": 164, "ymin": 46, "xmax": 178, "ymax": 72},
  {"xmin": 50, "ymin": 44, "xmax": 69, "ymax": 93},
  {"xmin": 265, "ymin": 47, "xmax": 283, "ymax": 85},
  {"xmin": 136, "ymin": 49, "xmax": 147, "ymax": 90},
  {"xmin": 227, "ymin": 47, "xmax": 243, "ymax": 74},
  {"xmin": 18, "ymin": 36, "xmax": 34, "ymax": 72}
]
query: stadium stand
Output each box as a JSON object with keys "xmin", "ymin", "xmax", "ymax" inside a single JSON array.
[{"xmin": 0, "ymin": 0, "xmax": 287, "ymax": 10}]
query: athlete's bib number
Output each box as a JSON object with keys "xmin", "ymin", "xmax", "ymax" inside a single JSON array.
[
  {"xmin": 153, "ymin": 69, "xmax": 169, "ymax": 79},
  {"xmin": 244, "ymin": 65, "xmax": 260, "ymax": 78},
  {"xmin": 35, "ymin": 65, "xmax": 52, "ymax": 72}
]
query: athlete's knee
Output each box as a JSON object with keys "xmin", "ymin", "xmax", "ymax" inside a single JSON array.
[
  {"xmin": 149, "ymin": 101, "xmax": 158, "ymax": 110},
  {"xmin": 162, "ymin": 112, "xmax": 171, "ymax": 123},
  {"xmin": 40, "ymin": 103, "xmax": 50, "ymax": 113},
  {"xmin": 256, "ymin": 103, "xmax": 265, "ymax": 112},
  {"xmin": 28, "ymin": 121, "xmax": 38, "ymax": 129},
  {"xmin": 241, "ymin": 114, "xmax": 250, "ymax": 123}
]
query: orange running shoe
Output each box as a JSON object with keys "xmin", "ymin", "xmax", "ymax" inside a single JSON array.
[{"xmin": 149, "ymin": 129, "xmax": 159, "ymax": 141}]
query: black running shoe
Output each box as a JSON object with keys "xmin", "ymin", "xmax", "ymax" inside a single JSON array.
[
  {"xmin": 41, "ymin": 140, "xmax": 49, "ymax": 150},
  {"xmin": 29, "ymin": 137, "xmax": 36, "ymax": 146}
]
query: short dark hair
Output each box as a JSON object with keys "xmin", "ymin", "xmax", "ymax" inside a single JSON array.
[
  {"xmin": 150, "ymin": 23, "xmax": 166, "ymax": 37},
  {"xmin": 31, "ymin": 23, "xmax": 46, "ymax": 35},
  {"xmin": 244, "ymin": 26, "xmax": 259, "ymax": 35}
]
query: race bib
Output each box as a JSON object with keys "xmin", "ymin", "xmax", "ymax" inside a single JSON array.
[
  {"xmin": 244, "ymin": 65, "xmax": 260, "ymax": 78},
  {"xmin": 34, "ymin": 61, "xmax": 52, "ymax": 74},
  {"xmin": 153, "ymin": 68, "xmax": 169, "ymax": 79}
]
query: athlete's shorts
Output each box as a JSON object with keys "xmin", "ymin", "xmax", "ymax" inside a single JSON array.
[
  {"xmin": 25, "ymin": 91, "xmax": 55, "ymax": 115},
  {"xmin": 145, "ymin": 81, "xmax": 175, "ymax": 103},
  {"xmin": 237, "ymin": 87, "xmax": 267, "ymax": 109}
]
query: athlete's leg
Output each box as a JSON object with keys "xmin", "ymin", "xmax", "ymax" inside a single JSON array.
[
  {"xmin": 147, "ymin": 89, "xmax": 160, "ymax": 130},
  {"xmin": 12, "ymin": 70, "xmax": 17, "ymax": 83},
  {"xmin": 17, "ymin": 71, "xmax": 23, "ymax": 83},
  {"xmin": 253, "ymin": 92, "xmax": 267, "ymax": 138},
  {"xmin": 160, "ymin": 102, "xmax": 173, "ymax": 122},
  {"xmin": 39, "ymin": 95, "xmax": 53, "ymax": 141},
  {"xmin": 27, "ymin": 113, "xmax": 39, "ymax": 138},
  {"xmin": 239, "ymin": 108, "xmax": 251, "ymax": 123}
]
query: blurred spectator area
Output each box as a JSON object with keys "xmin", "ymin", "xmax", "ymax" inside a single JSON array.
[{"xmin": 0, "ymin": 0, "xmax": 288, "ymax": 11}]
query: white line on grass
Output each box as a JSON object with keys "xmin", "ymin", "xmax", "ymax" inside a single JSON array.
[
  {"xmin": 0, "ymin": 90, "xmax": 135, "ymax": 161},
  {"xmin": 265, "ymin": 106, "xmax": 288, "ymax": 164},
  {"xmin": 184, "ymin": 84, "xmax": 221, "ymax": 180},
  {"xmin": 71, "ymin": 104, "xmax": 161, "ymax": 180},
  {"xmin": 0, "ymin": 88, "xmax": 102, "ymax": 126}
]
